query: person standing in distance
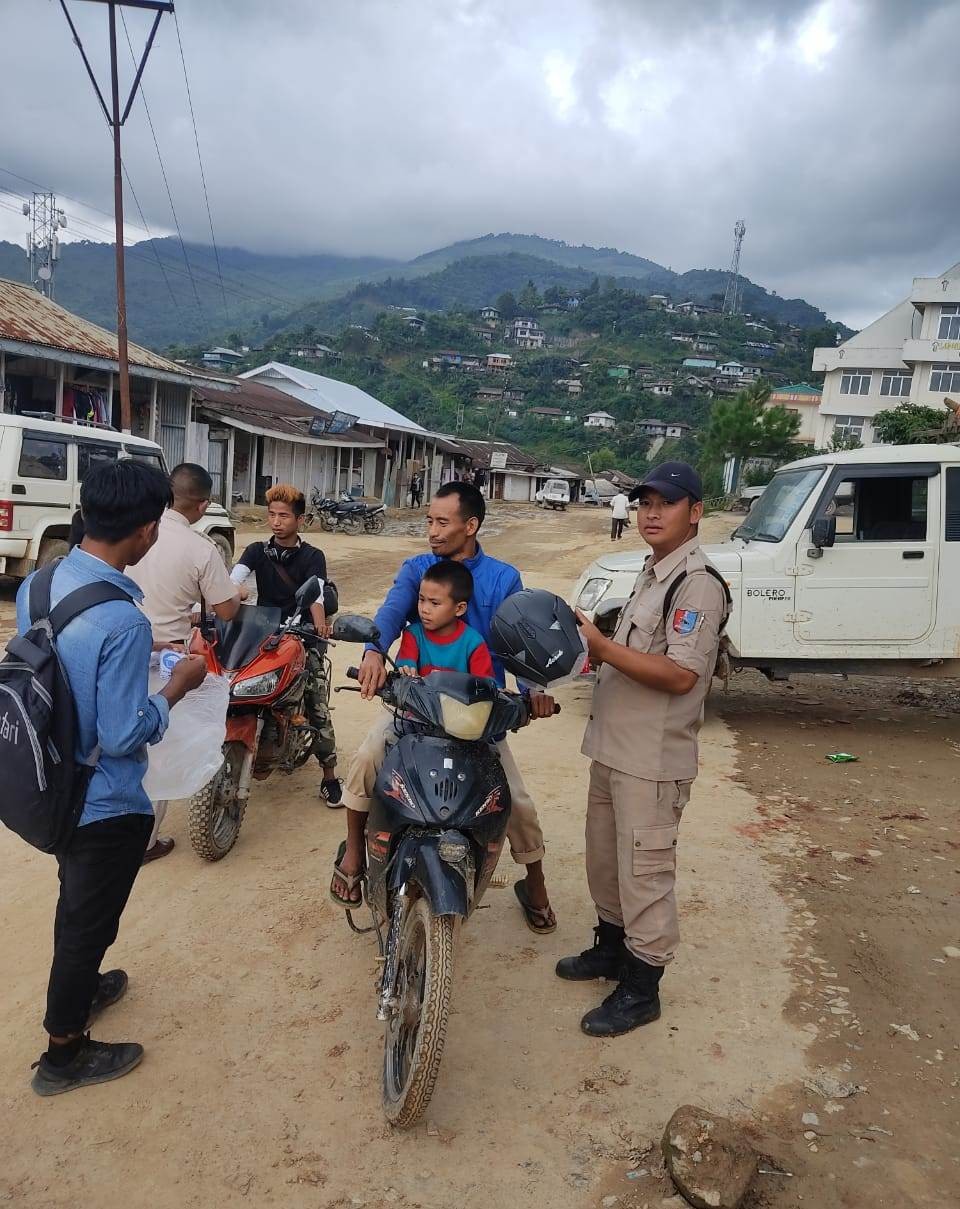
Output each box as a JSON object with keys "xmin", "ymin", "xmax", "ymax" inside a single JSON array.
[
  {"xmin": 610, "ymin": 490, "xmax": 629, "ymax": 541},
  {"xmin": 560, "ymin": 462, "xmax": 729, "ymax": 1037}
]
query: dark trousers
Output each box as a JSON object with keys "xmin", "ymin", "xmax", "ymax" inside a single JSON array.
[
  {"xmin": 611, "ymin": 517, "xmax": 626, "ymax": 540},
  {"xmin": 305, "ymin": 645, "xmax": 336, "ymax": 769},
  {"xmin": 45, "ymin": 813, "xmax": 152, "ymax": 1036}
]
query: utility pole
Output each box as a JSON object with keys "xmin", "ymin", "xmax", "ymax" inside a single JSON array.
[
  {"xmin": 58, "ymin": 0, "xmax": 173, "ymax": 432},
  {"xmin": 24, "ymin": 193, "xmax": 67, "ymax": 299}
]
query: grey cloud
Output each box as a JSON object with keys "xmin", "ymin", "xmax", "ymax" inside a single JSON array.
[{"xmin": 0, "ymin": 0, "xmax": 957, "ymax": 327}]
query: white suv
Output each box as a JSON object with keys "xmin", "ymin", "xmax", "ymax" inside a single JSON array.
[{"xmin": 0, "ymin": 414, "xmax": 235, "ymax": 579}]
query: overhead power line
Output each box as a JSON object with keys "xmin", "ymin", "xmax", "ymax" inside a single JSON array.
[{"xmin": 173, "ymin": 8, "xmax": 228, "ymax": 320}]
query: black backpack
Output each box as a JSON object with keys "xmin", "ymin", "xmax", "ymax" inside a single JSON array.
[{"xmin": 0, "ymin": 560, "xmax": 132, "ymax": 853}]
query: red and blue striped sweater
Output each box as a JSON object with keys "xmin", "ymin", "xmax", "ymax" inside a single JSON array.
[{"xmin": 395, "ymin": 620, "xmax": 495, "ymax": 679}]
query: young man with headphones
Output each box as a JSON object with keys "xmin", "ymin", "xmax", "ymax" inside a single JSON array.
[{"xmin": 230, "ymin": 483, "xmax": 343, "ymax": 804}]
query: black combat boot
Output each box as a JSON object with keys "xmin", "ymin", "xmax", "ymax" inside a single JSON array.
[
  {"xmin": 555, "ymin": 920, "xmax": 625, "ymax": 981},
  {"xmin": 580, "ymin": 950, "xmax": 663, "ymax": 1037}
]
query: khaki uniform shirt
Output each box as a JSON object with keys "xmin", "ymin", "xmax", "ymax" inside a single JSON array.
[
  {"xmin": 128, "ymin": 509, "xmax": 236, "ymax": 644},
  {"xmin": 581, "ymin": 535, "xmax": 729, "ymax": 781}
]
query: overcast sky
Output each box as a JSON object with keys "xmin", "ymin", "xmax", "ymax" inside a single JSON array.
[{"xmin": 1, "ymin": 0, "xmax": 957, "ymax": 326}]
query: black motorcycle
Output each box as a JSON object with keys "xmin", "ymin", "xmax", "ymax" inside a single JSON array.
[
  {"xmin": 331, "ymin": 614, "xmax": 556, "ymax": 1127},
  {"xmin": 308, "ymin": 489, "xmax": 385, "ymax": 535}
]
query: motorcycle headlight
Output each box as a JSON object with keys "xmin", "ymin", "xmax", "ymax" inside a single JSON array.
[
  {"xmin": 576, "ymin": 577, "xmax": 613, "ymax": 612},
  {"xmin": 438, "ymin": 695, "xmax": 493, "ymax": 741},
  {"xmin": 232, "ymin": 669, "xmax": 281, "ymax": 698},
  {"xmin": 438, "ymin": 832, "xmax": 470, "ymax": 864}
]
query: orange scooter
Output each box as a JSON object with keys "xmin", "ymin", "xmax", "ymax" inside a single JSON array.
[{"xmin": 186, "ymin": 576, "xmax": 326, "ymax": 861}]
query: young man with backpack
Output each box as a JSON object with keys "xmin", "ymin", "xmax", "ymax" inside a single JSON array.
[{"xmin": 9, "ymin": 460, "xmax": 207, "ymax": 1095}]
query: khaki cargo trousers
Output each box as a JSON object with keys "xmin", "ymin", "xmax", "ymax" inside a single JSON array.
[
  {"xmin": 586, "ymin": 761, "xmax": 692, "ymax": 966},
  {"xmin": 344, "ymin": 712, "xmax": 546, "ymax": 865}
]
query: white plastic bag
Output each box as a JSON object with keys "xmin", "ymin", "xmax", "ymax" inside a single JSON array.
[{"xmin": 142, "ymin": 670, "xmax": 231, "ymax": 801}]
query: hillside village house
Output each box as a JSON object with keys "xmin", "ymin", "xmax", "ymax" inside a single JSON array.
[
  {"xmin": 486, "ymin": 352, "xmax": 513, "ymax": 372},
  {"xmin": 648, "ymin": 294, "xmax": 671, "ymax": 309},
  {"xmin": 555, "ymin": 378, "xmax": 583, "ymax": 396},
  {"xmin": 479, "ymin": 306, "xmax": 500, "ymax": 322},
  {"xmin": 766, "ymin": 384, "xmax": 821, "ymax": 445},
  {"xmin": 472, "ymin": 327, "xmax": 494, "ymax": 344},
  {"xmin": 584, "ymin": 410, "xmax": 616, "ymax": 430},
  {"xmin": 507, "ymin": 317, "xmax": 545, "ymax": 350},
  {"xmin": 718, "ymin": 360, "xmax": 762, "ymax": 380},
  {"xmin": 528, "ymin": 406, "xmax": 573, "ymax": 424},
  {"xmin": 607, "ymin": 365, "xmax": 631, "ymax": 380},
  {"xmin": 638, "ymin": 418, "xmax": 692, "ymax": 439},
  {"xmin": 682, "ymin": 356, "xmax": 718, "ymax": 371},
  {"xmin": 202, "ymin": 346, "xmax": 244, "ymax": 368},
  {"xmin": 648, "ymin": 380, "xmax": 674, "ymax": 397},
  {"xmin": 812, "ymin": 262, "xmax": 960, "ymax": 447},
  {"xmin": 674, "ymin": 301, "xmax": 716, "ymax": 320},
  {"xmin": 240, "ymin": 361, "xmax": 438, "ymax": 505}
]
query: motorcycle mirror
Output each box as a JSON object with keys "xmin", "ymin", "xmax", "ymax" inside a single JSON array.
[
  {"xmin": 331, "ymin": 614, "xmax": 382, "ymax": 645},
  {"xmin": 294, "ymin": 575, "xmax": 323, "ymax": 610}
]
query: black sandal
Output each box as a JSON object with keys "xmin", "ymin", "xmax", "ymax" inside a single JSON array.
[{"xmin": 514, "ymin": 879, "xmax": 557, "ymax": 935}]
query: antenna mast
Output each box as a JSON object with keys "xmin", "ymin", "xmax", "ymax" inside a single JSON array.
[
  {"xmin": 24, "ymin": 193, "xmax": 67, "ymax": 299},
  {"xmin": 722, "ymin": 219, "xmax": 746, "ymax": 316}
]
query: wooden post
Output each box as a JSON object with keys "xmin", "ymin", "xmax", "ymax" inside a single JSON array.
[{"xmin": 55, "ymin": 363, "xmax": 65, "ymax": 418}]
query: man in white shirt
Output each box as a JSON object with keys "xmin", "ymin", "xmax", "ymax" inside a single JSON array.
[
  {"xmin": 610, "ymin": 491, "xmax": 630, "ymax": 541},
  {"xmin": 127, "ymin": 463, "xmax": 243, "ymax": 861}
]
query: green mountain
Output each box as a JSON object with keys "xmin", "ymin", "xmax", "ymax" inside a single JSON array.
[{"xmin": 0, "ymin": 230, "xmax": 830, "ymax": 351}]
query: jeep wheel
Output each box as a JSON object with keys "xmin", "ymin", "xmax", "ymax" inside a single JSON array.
[{"xmin": 36, "ymin": 537, "xmax": 69, "ymax": 570}]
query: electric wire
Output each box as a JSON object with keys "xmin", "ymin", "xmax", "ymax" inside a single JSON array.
[
  {"xmin": 172, "ymin": 7, "xmax": 228, "ymax": 320},
  {"xmin": 119, "ymin": 7, "xmax": 204, "ymax": 316}
]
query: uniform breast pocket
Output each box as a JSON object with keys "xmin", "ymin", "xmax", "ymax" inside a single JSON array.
[
  {"xmin": 632, "ymin": 824, "xmax": 679, "ymax": 875},
  {"xmin": 623, "ymin": 602, "xmax": 662, "ymax": 654}
]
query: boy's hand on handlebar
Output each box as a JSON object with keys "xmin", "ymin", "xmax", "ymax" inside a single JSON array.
[
  {"xmin": 358, "ymin": 650, "xmax": 388, "ymax": 699},
  {"xmin": 528, "ymin": 691, "xmax": 557, "ymax": 720},
  {"xmin": 399, "ymin": 665, "xmax": 418, "ymax": 678}
]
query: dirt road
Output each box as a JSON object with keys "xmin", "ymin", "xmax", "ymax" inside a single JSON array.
[{"xmin": 0, "ymin": 505, "xmax": 956, "ymax": 1209}]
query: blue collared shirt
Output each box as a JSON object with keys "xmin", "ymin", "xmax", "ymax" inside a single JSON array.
[
  {"xmin": 371, "ymin": 544, "xmax": 523, "ymax": 686},
  {"xmin": 16, "ymin": 548, "xmax": 170, "ymax": 827}
]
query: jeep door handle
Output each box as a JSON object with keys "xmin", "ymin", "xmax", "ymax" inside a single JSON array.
[{"xmin": 902, "ymin": 550, "xmax": 924, "ymax": 559}]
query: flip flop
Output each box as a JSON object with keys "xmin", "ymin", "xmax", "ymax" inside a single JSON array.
[
  {"xmin": 330, "ymin": 840, "xmax": 364, "ymax": 909},
  {"xmin": 514, "ymin": 879, "xmax": 557, "ymax": 935}
]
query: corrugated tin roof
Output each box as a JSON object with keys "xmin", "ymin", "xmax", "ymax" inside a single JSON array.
[
  {"xmin": 445, "ymin": 438, "xmax": 539, "ymax": 470},
  {"xmin": 0, "ymin": 277, "xmax": 192, "ymax": 377},
  {"xmin": 239, "ymin": 361, "xmax": 429, "ymax": 434},
  {"xmin": 193, "ymin": 378, "xmax": 381, "ymax": 445}
]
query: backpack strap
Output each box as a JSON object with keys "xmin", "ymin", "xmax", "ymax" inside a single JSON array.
[
  {"xmin": 662, "ymin": 566, "xmax": 732, "ymax": 633},
  {"xmin": 28, "ymin": 560, "xmax": 59, "ymax": 625},
  {"xmin": 47, "ymin": 583, "xmax": 134, "ymax": 637}
]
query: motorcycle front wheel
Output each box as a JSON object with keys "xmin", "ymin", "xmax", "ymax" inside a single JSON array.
[
  {"xmin": 382, "ymin": 895, "xmax": 454, "ymax": 1128},
  {"xmin": 364, "ymin": 512, "xmax": 385, "ymax": 534},
  {"xmin": 187, "ymin": 740, "xmax": 248, "ymax": 861},
  {"xmin": 341, "ymin": 513, "xmax": 364, "ymax": 536},
  {"xmin": 319, "ymin": 512, "xmax": 335, "ymax": 532}
]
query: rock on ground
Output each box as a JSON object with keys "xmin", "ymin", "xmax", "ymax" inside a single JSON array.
[{"xmin": 661, "ymin": 1106, "xmax": 756, "ymax": 1209}]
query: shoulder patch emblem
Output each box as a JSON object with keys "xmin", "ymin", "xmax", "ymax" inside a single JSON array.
[{"xmin": 673, "ymin": 608, "xmax": 700, "ymax": 635}]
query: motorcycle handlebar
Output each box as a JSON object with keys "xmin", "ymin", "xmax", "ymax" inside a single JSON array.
[{"xmin": 346, "ymin": 666, "xmax": 360, "ymax": 681}]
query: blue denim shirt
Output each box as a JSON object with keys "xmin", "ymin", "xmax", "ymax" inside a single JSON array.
[
  {"xmin": 370, "ymin": 545, "xmax": 523, "ymax": 687},
  {"xmin": 16, "ymin": 548, "xmax": 170, "ymax": 827}
]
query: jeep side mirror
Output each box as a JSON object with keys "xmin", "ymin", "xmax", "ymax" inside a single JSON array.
[
  {"xmin": 331, "ymin": 614, "xmax": 382, "ymax": 645},
  {"xmin": 811, "ymin": 515, "xmax": 836, "ymax": 550}
]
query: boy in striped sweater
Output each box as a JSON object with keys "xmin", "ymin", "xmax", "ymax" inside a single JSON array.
[{"xmin": 395, "ymin": 560, "xmax": 494, "ymax": 679}]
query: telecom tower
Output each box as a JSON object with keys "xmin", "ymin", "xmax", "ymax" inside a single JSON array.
[
  {"xmin": 721, "ymin": 219, "xmax": 746, "ymax": 316},
  {"xmin": 24, "ymin": 193, "xmax": 67, "ymax": 299}
]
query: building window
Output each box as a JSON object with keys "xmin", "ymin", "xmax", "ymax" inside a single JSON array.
[
  {"xmin": 839, "ymin": 368, "xmax": 872, "ymax": 395},
  {"xmin": 832, "ymin": 415, "xmax": 865, "ymax": 441},
  {"xmin": 930, "ymin": 362, "xmax": 960, "ymax": 393},
  {"xmin": 880, "ymin": 369, "xmax": 913, "ymax": 397},
  {"xmin": 937, "ymin": 303, "xmax": 960, "ymax": 340}
]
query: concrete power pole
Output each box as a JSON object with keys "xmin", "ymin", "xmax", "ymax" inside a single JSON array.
[
  {"xmin": 722, "ymin": 219, "xmax": 747, "ymax": 317},
  {"xmin": 24, "ymin": 193, "xmax": 67, "ymax": 299}
]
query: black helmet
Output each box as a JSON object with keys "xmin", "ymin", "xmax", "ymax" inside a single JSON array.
[{"xmin": 489, "ymin": 589, "xmax": 587, "ymax": 687}]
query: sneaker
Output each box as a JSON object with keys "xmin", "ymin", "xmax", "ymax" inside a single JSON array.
[
  {"xmin": 320, "ymin": 777, "xmax": 344, "ymax": 808},
  {"xmin": 31, "ymin": 1035, "xmax": 144, "ymax": 1097},
  {"xmin": 87, "ymin": 969, "xmax": 128, "ymax": 1024}
]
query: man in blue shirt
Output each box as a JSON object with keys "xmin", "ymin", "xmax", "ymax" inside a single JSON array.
[
  {"xmin": 17, "ymin": 460, "xmax": 207, "ymax": 1097},
  {"xmin": 331, "ymin": 481, "xmax": 558, "ymax": 933}
]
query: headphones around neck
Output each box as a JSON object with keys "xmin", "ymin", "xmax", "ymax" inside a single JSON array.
[{"xmin": 264, "ymin": 538, "xmax": 300, "ymax": 564}]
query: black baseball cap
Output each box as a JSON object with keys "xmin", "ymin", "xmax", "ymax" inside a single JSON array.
[{"xmin": 629, "ymin": 461, "xmax": 702, "ymax": 503}]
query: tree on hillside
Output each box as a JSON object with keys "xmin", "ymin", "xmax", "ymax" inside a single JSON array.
[
  {"xmin": 872, "ymin": 402, "xmax": 955, "ymax": 444},
  {"xmin": 700, "ymin": 381, "xmax": 800, "ymax": 492},
  {"xmin": 518, "ymin": 279, "xmax": 540, "ymax": 312},
  {"xmin": 496, "ymin": 291, "xmax": 519, "ymax": 320}
]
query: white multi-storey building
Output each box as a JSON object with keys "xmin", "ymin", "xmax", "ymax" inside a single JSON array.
[{"xmin": 812, "ymin": 262, "xmax": 960, "ymax": 447}]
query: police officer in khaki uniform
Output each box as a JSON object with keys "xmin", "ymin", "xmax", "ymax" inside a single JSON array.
[{"xmin": 559, "ymin": 461, "xmax": 730, "ymax": 1038}]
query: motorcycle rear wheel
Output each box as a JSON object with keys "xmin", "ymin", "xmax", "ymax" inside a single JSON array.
[
  {"xmin": 187, "ymin": 741, "xmax": 248, "ymax": 862},
  {"xmin": 365, "ymin": 512, "xmax": 385, "ymax": 534},
  {"xmin": 382, "ymin": 895, "xmax": 454, "ymax": 1128}
]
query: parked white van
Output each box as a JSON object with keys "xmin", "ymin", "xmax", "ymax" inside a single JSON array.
[
  {"xmin": 0, "ymin": 414, "xmax": 236, "ymax": 579},
  {"xmin": 572, "ymin": 444, "xmax": 960, "ymax": 681},
  {"xmin": 536, "ymin": 478, "xmax": 571, "ymax": 510}
]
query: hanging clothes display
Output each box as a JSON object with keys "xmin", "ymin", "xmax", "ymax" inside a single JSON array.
[{"xmin": 63, "ymin": 386, "xmax": 108, "ymax": 425}]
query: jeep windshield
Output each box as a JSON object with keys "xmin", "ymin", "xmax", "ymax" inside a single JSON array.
[{"xmin": 733, "ymin": 465, "xmax": 826, "ymax": 543}]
